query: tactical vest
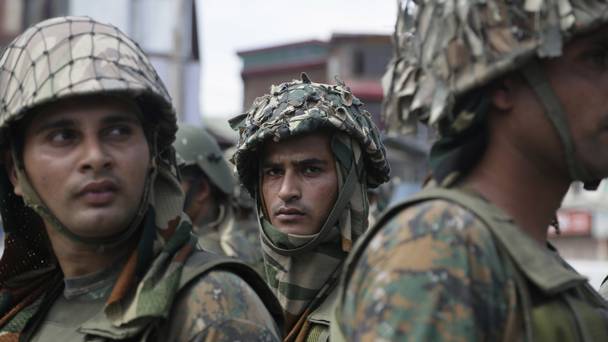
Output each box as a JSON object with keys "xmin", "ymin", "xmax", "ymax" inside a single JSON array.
[
  {"xmin": 332, "ymin": 188, "xmax": 608, "ymax": 342},
  {"xmin": 23, "ymin": 250, "xmax": 284, "ymax": 341}
]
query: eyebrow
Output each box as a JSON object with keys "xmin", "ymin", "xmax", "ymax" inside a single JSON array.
[{"xmin": 32, "ymin": 113, "xmax": 141, "ymax": 135}]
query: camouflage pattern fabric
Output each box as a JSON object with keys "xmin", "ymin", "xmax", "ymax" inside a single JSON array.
[
  {"xmin": 231, "ymin": 73, "xmax": 390, "ymax": 195},
  {"xmin": 231, "ymin": 75, "xmax": 390, "ymax": 340},
  {"xmin": 259, "ymin": 133, "xmax": 368, "ymax": 340},
  {"xmin": 337, "ymin": 197, "xmax": 520, "ymax": 341},
  {"xmin": 195, "ymin": 203, "xmax": 264, "ymax": 275},
  {"xmin": 174, "ymin": 124, "xmax": 263, "ymax": 273},
  {"xmin": 383, "ymin": 0, "xmax": 608, "ymax": 134},
  {"xmin": 335, "ymin": 188, "xmax": 608, "ymax": 341},
  {"xmin": 0, "ymin": 16, "xmax": 281, "ymax": 341}
]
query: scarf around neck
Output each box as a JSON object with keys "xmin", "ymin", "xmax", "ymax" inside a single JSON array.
[{"xmin": 257, "ymin": 133, "xmax": 369, "ymax": 333}]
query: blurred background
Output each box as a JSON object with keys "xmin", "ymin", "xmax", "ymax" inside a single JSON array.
[{"xmin": 0, "ymin": 0, "xmax": 606, "ymax": 288}]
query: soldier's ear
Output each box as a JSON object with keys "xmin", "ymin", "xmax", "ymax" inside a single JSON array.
[
  {"xmin": 4, "ymin": 150, "xmax": 22, "ymax": 197},
  {"xmin": 193, "ymin": 178, "xmax": 211, "ymax": 204},
  {"xmin": 490, "ymin": 78, "xmax": 516, "ymax": 112}
]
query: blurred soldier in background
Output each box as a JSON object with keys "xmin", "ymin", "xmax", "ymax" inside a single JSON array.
[
  {"xmin": 174, "ymin": 124, "xmax": 263, "ymax": 273},
  {"xmin": 0, "ymin": 16, "xmax": 282, "ymax": 341},
  {"xmin": 231, "ymin": 74, "xmax": 390, "ymax": 341},
  {"xmin": 334, "ymin": 0, "xmax": 608, "ymax": 340}
]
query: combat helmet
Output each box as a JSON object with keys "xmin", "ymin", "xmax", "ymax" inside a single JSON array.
[
  {"xmin": 174, "ymin": 124, "xmax": 235, "ymax": 195},
  {"xmin": 383, "ymin": 0, "xmax": 608, "ymax": 185},
  {"xmin": 231, "ymin": 73, "xmax": 390, "ymax": 196},
  {"xmin": 0, "ymin": 16, "xmax": 180, "ymax": 277}
]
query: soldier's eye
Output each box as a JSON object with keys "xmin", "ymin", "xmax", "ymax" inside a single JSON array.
[
  {"xmin": 585, "ymin": 44, "xmax": 608, "ymax": 70},
  {"xmin": 302, "ymin": 166, "xmax": 322, "ymax": 175},
  {"xmin": 105, "ymin": 125, "xmax": 133, "ymax": 139},
  {"xmin": 264, "ymin": 168, "xmax": 282, "ymax": 177},
  {"xmin": 48, "ymin": 129, "xmax": 77, "ymax": 145}
]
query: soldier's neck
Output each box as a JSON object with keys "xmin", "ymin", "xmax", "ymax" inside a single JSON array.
[
  {"xmin": 44, "ymin": 223, "xmax": 137, "ymax": 278},
  {"xmin": 462, "ymin": 136, "xmax": 570, "ymax": 245},
  {"xmin": 197, "ymin": 199, "xmax": 221, "ymax": 228}
]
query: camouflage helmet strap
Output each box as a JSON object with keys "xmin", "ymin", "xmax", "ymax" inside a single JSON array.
[{"xmin": 521, "ymin": 61, "xmax": 597, "ymax": 188}]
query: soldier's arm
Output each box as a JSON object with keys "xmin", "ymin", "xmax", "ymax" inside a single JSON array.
[
  {"xmin": 160, "ymin": 270, "xmax": 281, "ymax": 342},
  {"xmin": 339, "ymin": 200, "xmax": 515, "ymax": 341}
]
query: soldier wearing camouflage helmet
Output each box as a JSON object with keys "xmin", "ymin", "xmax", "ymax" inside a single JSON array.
[
  {"xmin": 334, "ymin": 0, "xmax": 608, "ymax": 340},
  {"xmin": 230, "ymin": 73, "xmax": 390, "ymax": 341},
  {"xmin": 0, "ymin": 17, "xmax": 282, "ymax": 341},
  {"xmin": 174, "ymin": 124, "xmax": 263, "ymax": 272}
]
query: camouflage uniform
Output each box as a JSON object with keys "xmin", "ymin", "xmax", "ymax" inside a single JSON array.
[
  {"xmin": 334, "ymin": 0, "xmax": 608, "ymax": 341},
  {"xmin": 174, "ymin": 124, "xmax": 264, "ymax": 273},
  {"xmin": 231, "ymin": 74, "xmax": 390, "ymax": 341},
  {"xmin": 0, "ymin": 17, "xmax": 282, "ymax": 341}
]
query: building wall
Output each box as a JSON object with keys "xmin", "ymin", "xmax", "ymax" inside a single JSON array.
[
  {"xmin": 550, "ymin": 236, "xmax": 608, "ymax": 260},
  {"xmin": 328, "ymin": 37, "xmax": 392, "ymax": 81}
]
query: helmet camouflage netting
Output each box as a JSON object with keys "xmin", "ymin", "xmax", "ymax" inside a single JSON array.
[
  {"xmin": 0, "ymin": 16, "xmax": 176, "ymax": 151},
  {"xmin": 0, "ymin": 16, "xmax": 179, "ymax": 283},
  {"xmin": 383, "ymin": 0, "xmax": 608, "ymax": 134},
  {"xmin": 230, "ymin": 73, "xmax": 390, "ymax": 195}
]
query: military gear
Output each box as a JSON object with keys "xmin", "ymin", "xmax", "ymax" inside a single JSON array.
[
  {"xmin": 0, "ymin": 16, "xmax": 282, "ymax": 341},
  {"xmin": 195, "ymin": 203, "xmax": 264, "ymax": 275},
  {"xmin": 383, "ymin": 0, "xmax": 608, "ymax": 185},
  {"xmin": 0, "ymin": 15, "xmax": 176, "ymax": 247},
  {"xmin": 231, "ymin": 73, "xmax": 390, "ymax": 195},
  {"xmin": 334, "ymin": 187, "xmax": 608, "ymax": 341},
  {"xmin": 174, "ymin": 124, "xmax": 263, "ymax": 273},
  {"xmin": 231, "ymin": 74, "xmax": 389, "ymax": 341},
  {"xmin": 174, "ymin": 124, "xmax": 235, "ymax": 195}
]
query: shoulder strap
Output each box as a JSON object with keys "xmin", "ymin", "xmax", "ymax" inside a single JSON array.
[
  {"xmin": 179, "ymin": 250, "xmax": 285, "ymax": 332},
  {"xmin": 79, "ymin": 250, "xmax": 284, "ymax": 340}
]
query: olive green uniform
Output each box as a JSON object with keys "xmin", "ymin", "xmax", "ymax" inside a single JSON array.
[{"xmin": 0, "ymin": 16, "xmax": 282, "ymax": 341}]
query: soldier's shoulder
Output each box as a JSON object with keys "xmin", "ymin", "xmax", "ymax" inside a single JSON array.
[
  {"xmin": 164, "ymin": 269, "xmax": 281, "ymax": 341},
  {"xmin": 338, "ymin": 199, "xmax": 512, "ymax": 340},
  {"xmin": 370, "ymin": 198, "xmax": 493, "ymax": 250}
]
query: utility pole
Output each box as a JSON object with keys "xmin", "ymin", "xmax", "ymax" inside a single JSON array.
[{"xmin": 171, "ymin": 0, "xmax": 187, "ymax": 121}]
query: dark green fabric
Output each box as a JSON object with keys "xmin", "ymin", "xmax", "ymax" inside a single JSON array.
[
  {"xmin": 338, "ymin": 187, "xmax": 608, "ymax": 342},
  {"xmin": 429, "ymin": 90, "xmax": 490, "ymax": 186}
]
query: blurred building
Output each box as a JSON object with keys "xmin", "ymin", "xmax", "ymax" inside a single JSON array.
[
  {"xmin": 0, "ymin": 0, "xmax": 69, "ymax": 46},
  {"xmin": 238, "ymin": 34, "xmax": 391, "ymax": 130},
  {"xmin": 551, "ymin": 182, "xmax": 608, "ymax": 260}
]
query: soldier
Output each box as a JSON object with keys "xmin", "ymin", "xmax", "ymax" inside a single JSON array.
[
  {"xmin": 173, "ymin": 124, "xmax": 263, "ymax": 272},
  {"xmin": 334, "ymin": 0, "xmax": 608, "ymax": 340},
  {"xmin": 230, "ymin": 74, "xmax": 390, "ymax": 341},
  {"xmin": 0, "ymin": 17, "xmax": 282, "ymax": 341}
]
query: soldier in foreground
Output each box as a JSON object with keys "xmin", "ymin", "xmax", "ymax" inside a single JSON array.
[
  {"xmin": 334, "ymin": 0, "xmax": 608, "ymax": 340},
  {"xmin": 0, "ymin": 17, "xmax": 281, "ymax": 341},
  {"xmin": 173, "ymin": 124, "xmax": 263, "ymax": 272},
  {"xmin": 230, "ymin": 74, "xmax": 390, "ymax": 341}
]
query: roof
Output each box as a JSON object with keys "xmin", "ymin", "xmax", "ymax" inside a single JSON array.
[{"xmin": 236, "ymin": 39, "xmax": 328, "ymax": 56}]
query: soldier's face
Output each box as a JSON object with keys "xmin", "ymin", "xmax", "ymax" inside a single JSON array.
[
  {"xmin": 551, "ymin": 25, "xmax": 608, "ymax": 179},
  {"xmin": 14, "ymin": 97, "xmax": 150, "ymax": 238},
  {"xmin": 261, "ymin": 133, "xmax": 338, "ymax": 235},
  {"xmin": 506, "ymin": 25, "xmax": 608, "ymax": 180}
]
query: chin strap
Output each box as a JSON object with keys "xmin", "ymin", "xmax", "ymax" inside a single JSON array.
[{"xmin": 521, "ymin": 61, "xmax": 600, "ymax": 190}]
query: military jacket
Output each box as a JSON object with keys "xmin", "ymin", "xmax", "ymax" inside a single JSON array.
[
  {"xmin": 24, "ymin": 250, "xmax": 282, "ymax": 341},
  {"xmin": 334, "ymin": 188, "xmax": 608, "ymax": 341},
  {"xmin": 195, "ymin": 205, "xmax": 264, "ymax": 275}
]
